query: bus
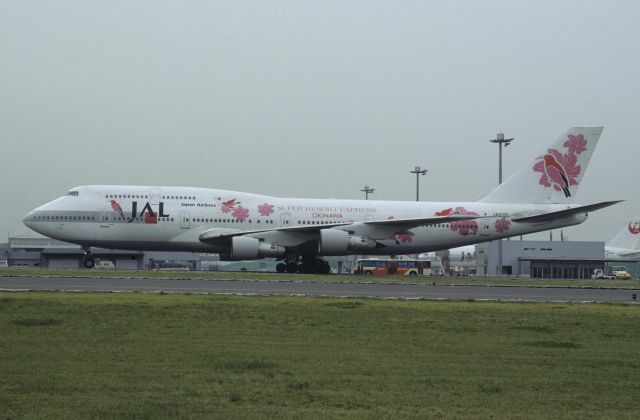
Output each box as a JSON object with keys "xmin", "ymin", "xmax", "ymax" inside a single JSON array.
[{"xmin": 354, "ymin": 258, "xmax": 431, "ymax": 276}]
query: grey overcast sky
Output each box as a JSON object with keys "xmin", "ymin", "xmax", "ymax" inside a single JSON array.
[{"xmin": 1, "ymin": 1, "xmax": 639, "ymax": 242}]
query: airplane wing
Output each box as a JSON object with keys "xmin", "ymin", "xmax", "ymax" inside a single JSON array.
[
  {"xmin": 363, "ymin": 214, "xmax": 479, "ymax": 227},
  {"xmin": 199, "ymin": 222, "xmax": 352, "ymax": 244},
  {"xmin": 511, "ymin": 201, "xmax": 622, "ymax": 223},
  {"xmin": 199, "ymin": 215, "xmax": 478, "ymax": 245}
]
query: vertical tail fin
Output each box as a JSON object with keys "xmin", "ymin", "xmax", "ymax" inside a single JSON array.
[
  {"xmin": 479, "ymin": 127, "xmax": 604, "ymax": 204},
  {"xmin": 608, "ymin": 220, "xmax": 640, "ymax": 251}
]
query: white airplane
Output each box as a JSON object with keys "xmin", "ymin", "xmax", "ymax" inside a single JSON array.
[
  {"xmin": 605, "ymin": 219, "xmax": 640, "ymax": 259},
  {"xmin": 23, "ymin": 127, "xmax": 620, "ymax": 273}
]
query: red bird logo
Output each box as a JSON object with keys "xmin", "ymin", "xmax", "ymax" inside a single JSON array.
[
  {"xmin": 435, "ymin": 208, "xmax": 453, "ymax": 217},
  {"xmin": 628, "ymin": 222, "xmax": 640, "ymax": 235},
  {"xmin": 110, "ymin": 200, "xmax": 125, "ymax": 219},
  {"xmin": 222, "ymin": 199, "xmax": 237, "ymax": 208},
  {"xmin": 540, "ymin": 154, "xmax": 571, "ymax": 197}
]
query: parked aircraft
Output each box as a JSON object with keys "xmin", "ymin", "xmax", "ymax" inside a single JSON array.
[
  {"xmin": 23, "ymin": 127, "xmax": 619, "ymax": 273},
  {"xmin": 606, "ymin": 220, "xmax": 640, "ymax": 259}
]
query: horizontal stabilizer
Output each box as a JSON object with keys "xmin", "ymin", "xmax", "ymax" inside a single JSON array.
[{"xmin": 512, "ymin": 200, "xmax": 622, "ymax": 223}]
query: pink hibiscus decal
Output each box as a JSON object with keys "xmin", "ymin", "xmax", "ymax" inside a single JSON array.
[
  {"xmin": 533, "ymin": 135, "xmax": 587, "ymax": 198},
  {"xmin": 232, "ymin": 205, "xmax": 249, "ymax": 221},
  {"xmin": 449, "ymin": 207, "xmax": 478, "ymax": 236},
  {"xmin": 221, "ymin": 198, "xmax": 240, "ymax": 214},
  {"xmin": 563, "ymin": 134, "xmax": 587, "ymax": 156},
  {"xmin": 533, "ymin": 149, "xmax": 581, "ymax": 197},
  {"xmin": 495, "ymin": 217, "xmax": 511, "ymax": 233},
  {"xmin": 257, "ymin": 203, "xmax": 274, "ymax": 216},
  {"xmin": 389, "ymin": 231, "xmax": 414, "ymax": 244}
]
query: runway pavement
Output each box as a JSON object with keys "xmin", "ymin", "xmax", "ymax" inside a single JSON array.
[{"xmin": 1, "ymin": 275, "xmax": 638, "ymax": 302}]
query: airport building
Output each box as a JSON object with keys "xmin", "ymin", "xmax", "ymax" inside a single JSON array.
[{"xmin": 476, "ymin": 239, "xmax": 609, "ymax": 278}]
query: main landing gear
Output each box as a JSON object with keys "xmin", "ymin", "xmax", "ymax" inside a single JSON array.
[
  {"xmin": 276, "ymin": 256, "xmax": 331, "ymax": 274},
  {"xmin": 81, "ymin": 248, "xmax": 95, "ymax": 269}
]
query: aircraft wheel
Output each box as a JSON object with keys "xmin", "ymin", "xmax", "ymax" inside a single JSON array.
[
  {"xmin": 276, "ymin": 262, "xmax": 286, "ymax": 273},
  {"xmin": 82, "ymin": 256, "xmax": 95, "ymax": 269},
  {"xmin": 286, "ymin": 262, "xmax": 298, "ymax": 273}
]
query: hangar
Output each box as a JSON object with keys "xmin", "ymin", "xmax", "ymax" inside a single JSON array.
[{"xmin": 475, "ymin": 239, "xmax": 629, "ymax": 279}]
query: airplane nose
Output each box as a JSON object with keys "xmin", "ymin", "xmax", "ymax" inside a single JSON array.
[{"xmin": 23, "ymin": 211, "xmax": 33, "ymax": 228}]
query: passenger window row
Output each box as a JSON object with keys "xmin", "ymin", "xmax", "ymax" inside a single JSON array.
[
  {"xmin": 184, "ymin": 219, "xmax": 277, "ymax": 224},
  {"xmin": 163, "ymin": 195, "xmax": 196, "ymax": 200},
  {"xmin": 105, "ymin": 194, "xmax": 198, "ymax": 200},
  {"xmin": 33, "ymin": 215, "xmax": 95, "ymax": 220},
  {"xmin": 106, "ymin": 194, "xmax": 148, "ymax": 199}
]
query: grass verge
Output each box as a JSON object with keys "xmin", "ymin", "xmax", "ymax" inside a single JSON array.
[{"xmin": 0, "ymin": 292, "xmax": 639, "ymax": 418}]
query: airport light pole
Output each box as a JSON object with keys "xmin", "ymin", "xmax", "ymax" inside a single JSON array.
[
  {"xmin": 361, "ymin": 185, "xmax": 375, "ymax": 200},
  {"xmin": 490, "ymin": 132, "xmax": 514, "ymax": 276},
  {"xmin": 409, "ymin": 166, "xmax": 428, "ymax": 201}
]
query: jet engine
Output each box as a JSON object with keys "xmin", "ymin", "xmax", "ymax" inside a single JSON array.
[
  {"xmin": 231, "ymin": 236, "xmax": 286, "ymax": 260},
  {"xmin": 318, "ymin": 229, "xmax": 377, "ymax": 255}
]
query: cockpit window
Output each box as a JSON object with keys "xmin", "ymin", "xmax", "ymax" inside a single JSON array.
[{"xmin": 67, "ymin": 191, "xmax": 79, "ymax": 196}]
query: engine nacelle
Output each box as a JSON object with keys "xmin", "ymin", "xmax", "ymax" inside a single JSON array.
[
  {"xmin": 231, "ymin": 236, "xmax": 286, "ymax": 260},
  {"xmin": 348, "ymin": 235, "xmax": 378, "ymax": 251},
  {"xmin": 318, "ymin": 229, "xmax": 377, "ymax": 255}
]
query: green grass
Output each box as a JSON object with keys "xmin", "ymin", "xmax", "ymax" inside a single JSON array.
[
  {"xmin": 2, "ymin": 267, "xmax": 639, "ymax": 289},
  {"xmin": 0, "ymin": 292, "xmax": 639, "ymax": 418}
]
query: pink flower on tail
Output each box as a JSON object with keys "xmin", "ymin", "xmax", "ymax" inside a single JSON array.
[
  {"xmin": 533, "ymin": 148, "xmax": 581, "ymax": 197},
  {"xmin": 232, "ymin": 205, "xmax": 249, "ymax": 221},
  {"xmin": 563, "ymin": 134, "xmax": 587, "ymax": 156},
  {"xmin": 533, "ymin": 134, "xmax": 587, "ymax": 197},
  {"xmin": 257, "ymin": 203, "xmax": 274, "ymax": 216},
  {"xmin": 495, "ymin": 217, "xmax": 511, "ymax": 233}
]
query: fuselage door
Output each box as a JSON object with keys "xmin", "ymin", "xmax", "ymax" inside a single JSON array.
[
  {"xmin": 480, "ymin": 220, "xmax": 491, "ymax": 236},
  {"xmin": 149, "ymin": 188, "xmax": 161, "ymax": 205},
  {"xmin": 181, "ymin": 211, "xmax": 190, "ymax": 229},
  {"xmin": 99, "ymin": 212, "xmax": 111, "ymax": 228},
  {"xmin": 280, "ymin": 212, "xmax": 291, "ymax": 227}
]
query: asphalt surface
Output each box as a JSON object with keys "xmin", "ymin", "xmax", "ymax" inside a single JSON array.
[{"xmin": 1, "ymin": 275, "xmax": 638, "ymax": 303}]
